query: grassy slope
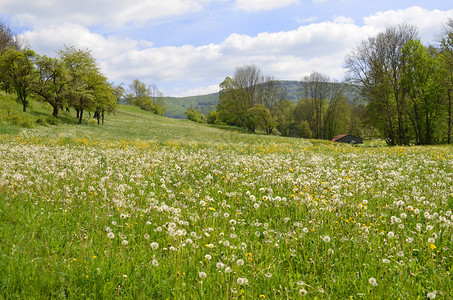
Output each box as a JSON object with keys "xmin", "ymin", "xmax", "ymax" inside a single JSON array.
[{"xmin": 0, "ymin": 91, "xmax": 305, "ymax": 145}]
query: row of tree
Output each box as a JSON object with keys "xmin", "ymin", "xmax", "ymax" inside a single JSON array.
[
  {"xmin": 0, "ymin": 19, "xmax": 166, "ymax": 125},
  {"xmin": 345, "ymin": 22, "xmax": 453, "ymax": 145},
  {"xmin": 0, "ymin": 45, "xmax": 118, "ymax": 124},
  {"xmin": 186, "ymin": 64, "xmax": 367, "ymax": 140}
]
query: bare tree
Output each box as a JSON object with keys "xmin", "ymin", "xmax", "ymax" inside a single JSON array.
[
  {"xmin": 300, "ymin": 72, "xmax": 343, "ymax": 139},
  {"xmin": 0, "ymin": 19, "xmax": 15, "ymax": 52},
  {"xmin": 0, "ymin": 19, "xmax": 28, "ymax": 52}
]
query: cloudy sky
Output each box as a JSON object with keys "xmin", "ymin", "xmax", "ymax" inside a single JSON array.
[{"xmin": 1, "ymin": 1, "xmax": 452, "ymax": 96}]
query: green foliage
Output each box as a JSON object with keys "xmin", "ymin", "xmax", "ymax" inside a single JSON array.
[
  {"xmin": 0, "ymin": 48, "xmax": 36, "ymax": 112},
  {"xmin": 297, "ymin": 120, "xmax": 313, "ymax": 138},
  {"xmin": 401, "ymin": 40, "xmax": 444, "ymax": 145},
  {"xmin": 185, "ymin": 107, "xmax": 207, "ymax": 123},
  {"xmin": 33, "ymin": 54, "xmax": 71, "ymax": 118},
  {"xmin": 0, "ymin": 92, "xmax": 35, "ymax": 128},
  {"xmin": 207, "ymin": 110, "xmax": 220, "ymax": 124},
  {"xmin": 246, "ymin": 105, "xmax": 277, "ymax": 134},
  {"xmin": 46, "ymin": 116, "xmax": 60, "ymax": 125},
  {"xmin": 127, "ymin": 79, "xmax": 166, "ymax": 116}
]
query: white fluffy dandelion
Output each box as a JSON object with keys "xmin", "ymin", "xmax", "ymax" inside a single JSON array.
[
  {"xmin": 199, "ymin": 271, "xmax": 207, "ymax": 279},
  {"xmin": 322, "ymin": 236, "xmax": 331, "ymax": 243},
  {"xmin": 299, "ymin": 289, "xmax": 308, "ymax": 296},
  {"xmin": 368, "ymin": 277, "xmax": 378, "ymax": 286},
  {"xmin": 150, "ymin": 242, "xmax": 159, "ymax": 250}
]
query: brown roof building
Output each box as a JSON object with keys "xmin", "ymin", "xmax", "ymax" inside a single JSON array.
[{"xmin": 332, "ymin": 134, "xmax": 363, "ymax": 144}]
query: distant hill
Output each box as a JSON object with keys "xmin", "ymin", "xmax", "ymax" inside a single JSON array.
[
  {"xmin": 163, "ymin": 81, "xmax": 363, "ymax": 119},
  {"xmin": 163, "ymin": 93, "xmax": 219, "ymax": 119}
]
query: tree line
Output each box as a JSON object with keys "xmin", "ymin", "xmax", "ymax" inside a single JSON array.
[
  {"xmin": 0, "ymin": 19, "xmax": 165, "ymax": 125},
  {"xmin": 186, "ymin": 20, "xmax": 453, "ymax": 145},
  {"xmin": 186, "ymin": 65, "xmax": 369, "ymax": 140}
]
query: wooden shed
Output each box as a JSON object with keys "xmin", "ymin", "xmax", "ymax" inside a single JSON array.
[{"xmin": 332, "ymin": 134, "xmax": 363, "ymax": 144}]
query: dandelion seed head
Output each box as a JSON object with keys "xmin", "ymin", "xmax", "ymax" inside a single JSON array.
[{"xmin": 368, "ymin": 277, "xmax": 377, "ymax": 286}]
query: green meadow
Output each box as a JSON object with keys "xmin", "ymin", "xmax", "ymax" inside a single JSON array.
[{"xmin": 0, "ymin": 93, "xmax": 452, "ymax": 299}]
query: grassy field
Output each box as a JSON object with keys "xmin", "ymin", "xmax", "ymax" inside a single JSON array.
[{"xmin": 0, "ymin": 93, "xmax": 452, "ymax": 299}]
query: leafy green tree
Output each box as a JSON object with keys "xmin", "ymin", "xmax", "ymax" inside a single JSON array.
[
  {"xmin": 0, "ymin": 48, "xmax": 36, "ymax": 112},
  {"xmin": 217, "ymin": 65, "xmax": 286, "ymax": 131},
  {"xmin": 401, "ymin": 40, "xmax": 443, "ymax": 145},
  {"xmin": 58, "ymin": 46, "xmax": 105, "ymax": 123},
  {"xmin": 272, "ymin": 99, "xmax": 295, "ymax": 137},
  {"xmin": 92, "ymin": 82, "xmax": 117, "ymax": 125},
  {"xmin": 33, "ymin": 55, "xmax": 71, "ymax": 118},
  {"xmin": 245, "ymin": 105, "xmax": 277, "ymax": 134}
]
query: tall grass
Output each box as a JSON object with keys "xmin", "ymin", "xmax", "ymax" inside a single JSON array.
[{"xmin": 0, "ymin": 93, "xmax": 452, "ymax": 299}]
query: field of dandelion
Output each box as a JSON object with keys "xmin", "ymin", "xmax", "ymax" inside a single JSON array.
[{"xmin": 1, "ymin": 102, "xmax": 453, "ymax": 299}]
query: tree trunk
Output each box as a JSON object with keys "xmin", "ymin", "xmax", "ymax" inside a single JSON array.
[
  {"xmin": 52, "ymin": 105, "xmax": 59, "ymax": 118},
  {"xmin": 78, "ymin": 109, "xmax": 83, "ymax": 124},
  {"xmin": 448, "ymin": 89, "xmax": 452, "ymax": 144}
]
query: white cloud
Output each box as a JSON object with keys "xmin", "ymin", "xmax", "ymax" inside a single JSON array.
[
  {"xmin": 363, "ymin": 6, "xmax": 453, "ymax": 42},
  {"xmin": 235, "ymin": 0, "xmax": 299, "ymax": 12},
  {"xmin": 173, "ymin": 84, "xmax": 220, "ymax": 97},
  {"xmin": 15, "ymin": 6, "xmax": 453, "ymax": 96},
  {"xmin": 1, "ymin": 0, "xmax": 210, "ymax": 27}
]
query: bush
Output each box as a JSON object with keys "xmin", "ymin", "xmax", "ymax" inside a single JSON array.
[
  {"xmin": 10, "ymin": 113, "xmax": 34, "ymax": 128},
  {"xmin": 35, "ymin": 117, "xmax": 48, "ymax": 126},
  {"xmin": 46, "ymin": 116, "xmax": 60, "ymax": 125},
  {"xmin": 207, "ymin": 110, "xmax": 220, "ymax": 124},
  {"xmin": 185, "ymin": 107, "xmax": 206, "ymax": 123}
]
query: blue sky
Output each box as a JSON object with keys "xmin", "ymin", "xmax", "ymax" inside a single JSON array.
[{"xmin": 1, "ymin": 0, "xmax": 452, "ymax": 96}]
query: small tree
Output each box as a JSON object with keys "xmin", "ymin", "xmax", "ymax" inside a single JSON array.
[
  {"xmin": 33, "ymin": 55, "xmax": 71, "ymax": 118},
  {"xmin": 246, "ymin": 105, "xmax": 277, "ymax": 134},
  {"xmin": 0, "ymin": 48, "xmax": 36, "ymax": 112},
  {"xmin": 127, "ymin": 79, "xmax": 166, "ymax": 115}
]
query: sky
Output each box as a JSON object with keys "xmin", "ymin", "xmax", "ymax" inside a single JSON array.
[{"xmin": 1, "ymin": 1, "xmax": 452, "ymax": 97}]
